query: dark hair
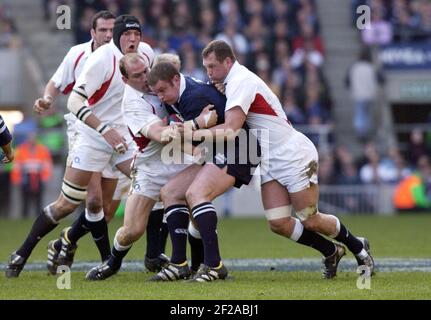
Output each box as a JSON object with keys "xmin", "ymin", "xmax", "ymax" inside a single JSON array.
[
  {"xmin": 148, "ymin": 62, "xmax": 180, "ymax": 86},
  {"xmin": 202, "ymin": 40, "xmax": 236, "ymax": 63},
  {"xmin": 91, "ymin": 10, "xmax": 116, "ymax": 30}
]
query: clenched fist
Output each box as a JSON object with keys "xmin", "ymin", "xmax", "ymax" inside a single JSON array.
[{"xmin": 33, "ymin": 96, "xmax": 53, "ymax": 114}]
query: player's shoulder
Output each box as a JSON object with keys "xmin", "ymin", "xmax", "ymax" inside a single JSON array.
[
  {"xmin": 64, "ymin": 41, "xmax": 90, "ymax": 60},
  {"xmin": 138, "ymin": 41, "xmax": 155, "ymax": 66},
  {"xmin": 84, "ymin": 42, "xmax": 116, "ymax": 69},
  {"xmin": 124, "ymin": 84, "xmax": 142, "ymax": 101}
]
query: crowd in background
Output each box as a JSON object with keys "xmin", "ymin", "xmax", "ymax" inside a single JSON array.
[
  {"xmin": 71, "ymin": 0, "xmax": 333, "ymax": 148},
  {"xmin": 0, "ymin": 4, "xmax": 22, "ymax": 49},
  {"xmin": 352, "ymin": 0, "xmax": 431, "ymax": 45}
]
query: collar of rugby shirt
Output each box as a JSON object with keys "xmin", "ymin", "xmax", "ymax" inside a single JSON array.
[
  {"xmin": 177, "ymin": 73, "xmax": 186, "ymax": 104},
  {"xmin": 223, "ymin": 60, "xmax": 241, "ymax": 86}
]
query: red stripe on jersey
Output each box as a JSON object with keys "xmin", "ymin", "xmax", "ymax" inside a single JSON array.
[
  {"xmin": 88, "ymin": 55, "xmax": 116, "ymax": 106},
  {"xmin": 62, "ymin": 51, "xmax": 85, "ymax": 95},
  {"xmin": 62, "ymin": 82, "xmax": 75, "ymax": 95},
  {"xmin": 141, "ymin": 51, "xmax": 150, "ymax": 66},
  {"xmin": 128, "ymin": 127, "xmax": 150, "ymax": 152},
  {"xmin": 249, "ymin": 94, "xmax": 278, "ymax": 117}
]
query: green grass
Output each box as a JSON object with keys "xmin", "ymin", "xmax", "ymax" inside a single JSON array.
[
  {"xmin": 1, "ymin": 271, "xmax": 430, "ymax": 300},
  {"xmin": 1, "ymin": 214, "xmax": 431, "ymax": 299}
]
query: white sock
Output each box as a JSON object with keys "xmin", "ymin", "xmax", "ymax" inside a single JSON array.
[
  {"xmin": 290, "ymin": 218, "xmax": 304, "ymax": 242},
  {"xmin": 329, "ymin": 215, "xmax": 341, "ymax": 238},
  {"xmin": 113, "ymin": 230, "xmax": 132, "ymax": 251},
  {"xmin": 85, "ymin": 208, "xmax": 104, "ymax": 222}
]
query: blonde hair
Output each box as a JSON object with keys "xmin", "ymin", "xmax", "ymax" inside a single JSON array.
[{"xmin": 154, "ymin": 53, "xmax": 181, "ymax": 71}]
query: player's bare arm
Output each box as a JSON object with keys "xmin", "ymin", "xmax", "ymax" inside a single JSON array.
[
  {"xmin": 67, "ymin": 87, "xmax": 127, "ymax": 153},
  {"xmin": 191, "ymin": 106, "xmax": 246, "ymax": 142},
  {"xmin": 33, "ymin": 80, "xmax": 60, "ymax": 114}
]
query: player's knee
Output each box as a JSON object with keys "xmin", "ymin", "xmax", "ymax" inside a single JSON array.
[
  {"xmin": 126, "ymin": 223, "xmax": 146, "ymax": 243},
  {"xmin": 185, "ymin": 185, "xmax": 208, "ymax": 205},
  {"xmin": 86, "ymin": 197, "xmax": 103, "ymax": 213},
  {"xmin": 268, "ymin": 218, "xmax": 291, "ymax": 236},
  {"xmin": 160, "ymin": 184, "xmax": 174, "ymax": 202},
  {"xmin": 53, "ymin": 196, "xmax": 78, "ymax": 219},
  {"xmin": 301, "ymin": 214, "xmax": 321, "ymax": 232}
]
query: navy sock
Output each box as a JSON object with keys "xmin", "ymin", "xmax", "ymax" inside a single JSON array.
[
  {"xmin": 108, "ymin": 246, "xmax": 130, "ymax": 270},
  {"xmin": 335, "ymin": 223, "xmax": 363, "ymax": 255},
  {"xmin": 87, "ymin": 217, "xmax": 111, "ymax": 261},
  {"xmin": 145, "ymin": 209, "xmax": 164, "ymax": 258},
  {"xmin": 188, "ymin": 232, "xmax": 204, "ymax": 272},
  {"xmin": 298, "ymin": 228, "xmax": 336, "ymax": 257},
  {"xmin": 17, "ymin": 208, "xmax": 58, "ymax": 259},
  {"xmin": 68, "ymin": 210, "xmax": 90, "ymax": 245},
  {"xmin": 159, "ymin": 222, "xmax": 169, "ymax": 254},
  {"xmin": 165, "ymin": 205, "xmax": 189, "ymax": 264},
  {"xmin": 192, "ymin": 202, "xmax": 221, "ymax": 268}
]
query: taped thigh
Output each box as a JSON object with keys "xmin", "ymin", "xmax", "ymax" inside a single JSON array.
[
  {"xmin": 61, "ymin": 178, "xmax": 87, "ymax": 205},
  {"xmin": 264, "ymin": 205, "xmax": 292, "ymax": 221},
  {"xmin": 296, "ymin": 204, "xmax": 318, "ymax": 221}
]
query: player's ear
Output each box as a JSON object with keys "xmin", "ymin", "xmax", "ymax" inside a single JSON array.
[
  {"xmin": 173, "ymin": 74, "xmax": 180, "ymax": 85},
  {"xmin": 121, "ymin": 75, "xmax": 128, "ymax": 84},
  {"xmin": 90, "ymin": 28, "xmax": 96, "ymax": 40}
]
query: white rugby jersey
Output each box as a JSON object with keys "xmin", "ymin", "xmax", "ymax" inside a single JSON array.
[
  {"xmin": 51, "ymin": 40, "xmax": 93, "ymax": 94},
  {"xmin": 121, "ymin": 84, "xmax": 168, "ymax": 160},
  {"xmin": 51, "ymin": 40, "xmax": 94, "ymax": 127},
  {"xmin": 224, "ymin": 61, "xmax": 296, "ymax": 153},
  {"xmin": 74, "ymin": 40, "xmax": 154, "ymax": 136}
]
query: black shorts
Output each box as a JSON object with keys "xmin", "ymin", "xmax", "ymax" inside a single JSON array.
[{"xmin": 202, "ymin": 126, "xmax": 261, "ymax": 188}]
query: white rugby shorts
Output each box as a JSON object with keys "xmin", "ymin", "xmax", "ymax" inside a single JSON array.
[
  {"xmin": 69, "ymin": 128, "xmax": 134, "ymax": 174},
  {"xmin": 130, "ymin": 157, "xmax": 189, "ymax": 201},
  {"xmin": 112, "ymin": 172, "xmax": 131, "ymax": 201},
  {"xmin": 261, "ymin": 130, "xmax": 319, "ymax": 193}
]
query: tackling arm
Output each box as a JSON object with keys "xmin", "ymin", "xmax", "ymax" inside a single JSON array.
[{"xmin": 191, "ymin": 106, "xmax": 247, "ymax": 142}]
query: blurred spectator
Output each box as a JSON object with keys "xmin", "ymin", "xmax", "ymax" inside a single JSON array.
[
  {"xmin": 416, "ymin": 0, "xmax": 431, "ymax": 42},
  {"xmin": 215, "ymin": 21, "xmax": 249, "ymax": 62},
  {"xmin": 318, "ymin": 151, "xmax": 337, "ymax": 185},
  {"xmin": 345, "ymin": 47, "xmax": 384, "ymax": 141},
  {"xmin": 407, "ymin": 128, "xmax": 430, "ymax": 167},
  {"xmin": 359, "ymin": 141, "xmax": 401, "ymax": 184},
  {"xmin": 385, "ymin": 146, "xmax": 412, "ymax": 182},
  {"xmin": 282, "ymin": 92, "xmax": 306, "ymax": 125},
  {"xmin": 393, "ymin": 4, "xmax": 420, "ymax": 42},
  {"xmin": 393, "ymin": 155, "xmax": 431, "ymax": 211},
  {"xmin": 355, "ymin": 0, "xmax": 431, "ymax": 44},
  {"xmin": 334, "ymin": 145, "xmax": 361, "ymax": 185},
  {"xmin": 75, "ymin": 6, "xmax": 97, "ymax": 43},
  {"xmin": 290, "ymin": 38, "xmax": 324, "ymax": 70},
  {"xmin": 0, "ymin": 4, "xmax": 22, "ymax": 49},
  {"xmin": 292, "ymin": 23, "xmax": 324, "ymax": 55},
  {"xmin": 361, "ymin": 8, "xmax": 393, "ymax": 46},
  {"xmin": 181, "ymin": 49, "xmax": 207, "ymax": 81},
  {"xmin": 11, "ymin": 134, "xmax": 53, "ymax": 217}
]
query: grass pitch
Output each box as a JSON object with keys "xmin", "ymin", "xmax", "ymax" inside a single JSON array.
[{"xmin": 1, "ymin": 214, "xmax": 431, "ymax": 300}]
